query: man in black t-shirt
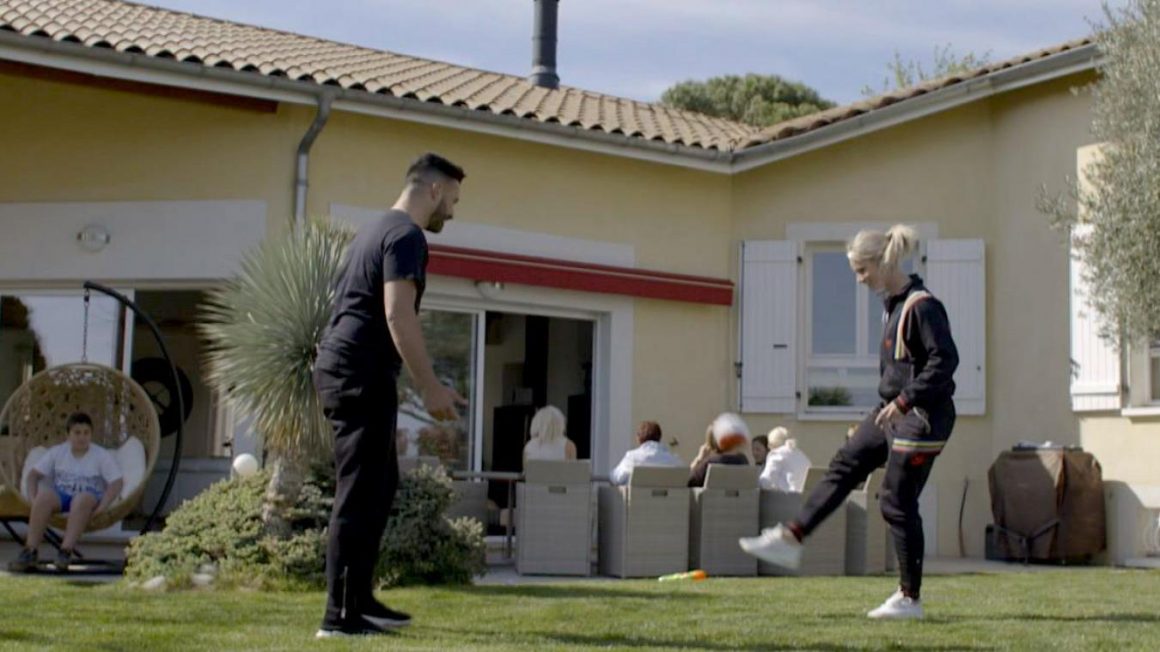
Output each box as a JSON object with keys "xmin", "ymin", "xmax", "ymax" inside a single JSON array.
[{"xmin": 313, "ymin": 153, "xmax": 467, "ymax": 639}]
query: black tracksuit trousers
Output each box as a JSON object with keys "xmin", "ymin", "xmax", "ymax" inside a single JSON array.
[{"xmin": 793, "ymin": 404, "xmax": 953, "ymax": 599}]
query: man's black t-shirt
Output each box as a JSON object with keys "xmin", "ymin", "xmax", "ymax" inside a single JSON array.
[{"xmin": 319, "ymin": 210, "xmax": 427, "ymax": 379}]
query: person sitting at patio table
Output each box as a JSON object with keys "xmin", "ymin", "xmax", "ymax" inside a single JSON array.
[
  {"xmin": 751, "ymin": 434, "xmax": 770, "ymax": 467},
  {"xmin": 609, "ymin": 421, "xmax": 683, "ymax": 485},
  {"xmin": 687, "ymin": 413, "xmax": 752, "ymax": 488},
  {"xmin": 758, "ymin": 427, "xmax": 812, "ymax": 492},
  {"xmin": 522, "ymin": 405, "xmax": 577, "ymax": 462}
]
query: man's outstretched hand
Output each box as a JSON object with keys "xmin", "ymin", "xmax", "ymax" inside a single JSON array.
[{"xmin": 423, "ymin": 383, "xmax": 468, "ymax": 422}]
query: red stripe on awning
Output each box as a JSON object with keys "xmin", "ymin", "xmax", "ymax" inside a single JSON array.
[{"xmin": 428, "ymin": 245, "xmax": 733, "ymax": 306}]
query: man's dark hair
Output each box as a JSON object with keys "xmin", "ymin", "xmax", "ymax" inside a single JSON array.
[
  {"xmin": 636, "ymin": 420, "xmax": 663, "ymax": 444},
  {"xmin": 752, "ymin": 435, "xmax": 769, "ymax": 447},
  {"xmin": 405, "ymin": 153, "xmax": 466, "ymax": 185},
  {"xmin": 66, "ymin": 412, "xmax": 93, "ymax": 430}
]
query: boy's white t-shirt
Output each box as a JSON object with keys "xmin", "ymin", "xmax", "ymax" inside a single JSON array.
[{"xmin": 33, "ymin": 443, "xmax": 122, "ymax": 495}]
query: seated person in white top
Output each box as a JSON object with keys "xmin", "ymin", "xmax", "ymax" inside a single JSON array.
[
  {"xmin": 522, "ymin": 405, "xmax": 577, "ymax": 463},
  {"xmin": 758, "ymin": 426, "xmax": 812, "ymax": 493},
  {"xmin": 10, "ymin": 412, "xmax": 123, "ymax": 572},
  {"xmin": 609, "ymin": 421, "xmax": 683, "ymax": 486}
]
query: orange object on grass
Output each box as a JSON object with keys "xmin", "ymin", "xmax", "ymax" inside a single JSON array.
[{"xmin": 658, "ymin": 569, "xmax": 708, "ymax": 582}]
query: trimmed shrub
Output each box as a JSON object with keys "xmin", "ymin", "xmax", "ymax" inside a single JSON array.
[
  {"xmin": 125, "ymin": 465, "xmax": 485, "ymax": 590},
  {"xmin": 125, "ymin": 471, "xmax": 272, "ymax": 588},
  {"xmin": 377, "ymin": 464, "xmax": 488, "ymax": 587}
]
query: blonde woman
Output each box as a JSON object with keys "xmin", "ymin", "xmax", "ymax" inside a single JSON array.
[
  {"xmin": 522, "ymin": 405, "xmax": 577, "ymax": 462},
  {"xmin": 741, "ymin": 225, "xmax": 958, "ymax": 620}
]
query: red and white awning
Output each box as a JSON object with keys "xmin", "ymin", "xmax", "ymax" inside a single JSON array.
[{"xmin": 429, "ymin": 245, "xmax": 733, "ymax": 306}]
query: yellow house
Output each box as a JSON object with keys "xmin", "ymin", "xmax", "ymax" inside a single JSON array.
[{"xmin": 0, "ymin": 0, "xmax": 1146, "ymax": 561}]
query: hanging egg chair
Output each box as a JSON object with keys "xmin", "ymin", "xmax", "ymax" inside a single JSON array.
[
  {"xmin": 0, "ymin": 282, "xmax": 182, "ymax": 539},
  {"xmin": 0, "ymin": 364, "xmax": 161, "ymax": 531}
]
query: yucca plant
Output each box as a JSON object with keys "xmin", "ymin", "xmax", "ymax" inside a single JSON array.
[{"xmin": 200, "ymin": 218, "xmax": 353, "ymax": 538}]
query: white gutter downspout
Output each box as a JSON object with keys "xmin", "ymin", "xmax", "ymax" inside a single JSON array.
[{"xmin": 293, "ymin": 90, "xmax": 335, "ymax": 227}]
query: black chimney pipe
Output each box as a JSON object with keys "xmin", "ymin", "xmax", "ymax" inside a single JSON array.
[{"xmin": 529, "ymin": 0, "xmax": 559, "ymax": 89}]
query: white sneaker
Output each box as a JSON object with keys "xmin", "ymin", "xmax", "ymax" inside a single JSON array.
[
  {"xmin": 867, "ymin": 589, "xmax": 924, "ymax": 620},
  {"xmin": 738, "ymin": 524, "xmax": 802, "ymax": 569}
]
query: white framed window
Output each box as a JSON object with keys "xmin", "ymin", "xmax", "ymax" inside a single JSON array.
[
  {"xmin": 802, "ymin": 246, "xmax": 918, "ymax": 414},
  {"xmin": 803, "ymin": 245, "xmax": 884, "ymax": 412},
  {"xmin": 1114, "ymin": 339, "xmax": 1160, "ymax": 416}
]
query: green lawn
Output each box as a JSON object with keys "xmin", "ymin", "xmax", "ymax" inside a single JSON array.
[{"xmin": 0, "ymin": 569, "xmax": 1157, "ymax": 650}]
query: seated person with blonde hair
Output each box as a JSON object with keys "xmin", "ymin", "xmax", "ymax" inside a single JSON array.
[
  {"xmin": 522, "ymin": 405, "xmax": 577, "ymax": 462},
  {"xmin": 758, "ymin": 426, "xmax": 812, "ymax": 492},
  {"xmin": 688, "ymin": 413, "xmax": 752, "ymax": 488},
  {"xmin": 9, "ymin": 412, "xmax": 123, "ymax": 572},
  {"xmin": 609, "ymin": 421, "xmax": 683, "ymax": 486}
]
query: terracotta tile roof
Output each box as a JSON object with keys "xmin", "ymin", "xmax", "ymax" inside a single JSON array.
[
  {"xmin": 739, "ymin": 37, "xmax": 1096, "ymax": 150},
  {"xmin": 0, "ymin": 0, "xmax": 757, "ymax": 150},
  {"xmin": 0, "ymin": 1, "xmax": 1097, "ymax": 157}
]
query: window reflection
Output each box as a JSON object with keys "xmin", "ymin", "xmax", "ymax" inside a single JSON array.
[
  {"xmin": 0, "ymin": 294, "xmax": 123, "ymax": 412},
  {"xmin": 395, "ymin": 310, "xmax": 476, "ymax": 471},
  {"xmin": 808, "ymin": 251, "xmax": 917, "ymax": 411},
  {"xmin": 811, "ymin": 251, "xmax": 856, "ymax": 355}
]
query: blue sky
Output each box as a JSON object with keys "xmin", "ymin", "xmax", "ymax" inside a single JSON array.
[{"xmin": 144, "ymin": 0, "xmax": 1116, "ymax": 104}]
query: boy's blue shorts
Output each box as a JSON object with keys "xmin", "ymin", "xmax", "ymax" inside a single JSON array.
[{"xmin": 54, "ymin": 488, "xmax": 103, "ymax": 513}]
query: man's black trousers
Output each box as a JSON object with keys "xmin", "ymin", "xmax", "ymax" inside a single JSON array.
[{"xmin": 314, "ymin": 354, "xmax": 399, "ymax": 623}]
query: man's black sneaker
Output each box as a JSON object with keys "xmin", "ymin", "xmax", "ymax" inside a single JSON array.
[
  {"xmin": 7, "ymin": 548, "xmax": 37, "ymax": 573},
  {"xmin": 361, "ymin": 597, "xmax": 412, "ymax": 629},
  {"xmin": 315, "ymin": 615, "xmax": 395, "ymax": 639}
]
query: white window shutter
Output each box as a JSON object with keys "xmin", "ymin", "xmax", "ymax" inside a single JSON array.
[
  {"xmin": 1069, "ymin": 225, "xmax": 1121, "ymax": 411},
  {"xmin": 740, "ymin": 241, "xmax": 797, "ymax": 413},
  {"xmin": 925, "ymin": 239, "xmax": 985, "ymax": 415}
]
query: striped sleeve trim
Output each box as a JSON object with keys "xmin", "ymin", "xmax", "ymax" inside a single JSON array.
[{"xmin": 891, "ymin": 438, "xmax": 947, "ymax": 454}]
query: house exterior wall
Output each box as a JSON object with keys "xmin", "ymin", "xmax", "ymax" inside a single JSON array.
[
  {"xmin": 730, "ymin": 73, "xmax": 1099, "ymax": 557},
  {"xmin": 7, "ymin": 60, "xmax": 1143, "ymax": 559},
  {"xmin": 304, "ymin": 109, "xmax": 735, "ymax": 467},
  {"xmin": 0, "ymin": 71, "xmax": 301, "ymax": 230},
  {"xmin": 0, "ymin": 67, "xmax": 735, "ymax": 475}
]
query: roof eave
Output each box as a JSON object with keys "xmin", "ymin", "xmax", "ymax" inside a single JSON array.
[
  {"xmin": 0, "ymin": 30, "xmax": 736, "ymax": 173},
  {"xmin": 731, "ymin": 43, "xmax": 1101, "ymax": 173},
  {"xmin": 0, "ymin": 29, "xmax": 1101, "ymax": 175}
]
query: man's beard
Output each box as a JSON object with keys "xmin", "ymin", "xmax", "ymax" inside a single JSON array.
[
  {"xmin": 426, "ymin": 201, "xmax": 452, "ymax": 233},
  {"xmin": 426, "ymin": 214, "xmax": 446, "ymax": 233}
]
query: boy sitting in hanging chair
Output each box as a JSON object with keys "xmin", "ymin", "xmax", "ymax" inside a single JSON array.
[{"xmin": 8, "ymin": 412, "xmax": 123, "ymax": 572}]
